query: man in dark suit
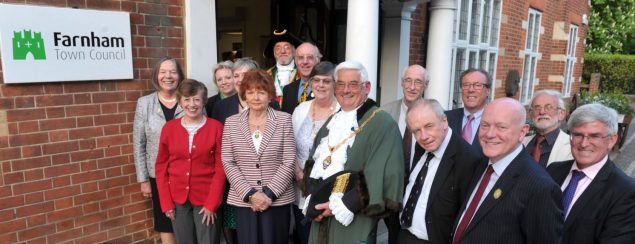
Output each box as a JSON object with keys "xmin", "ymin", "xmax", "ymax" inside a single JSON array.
[
  {"xmin": 397, "ymin": 99, "xmax": 480, "ymax": 244},
  {"xmin": 547, "ymin": 103, "xmax": 635, "ymax": 244},
  {"xmin": 281, "ymin": 42, "xmax": 321, "ymax": 114},
  {"xmin": 445, "ymin": 68, "xmax": 492, "ymax": 154},
  {"xmin": 452, "ymin": 98, "xmax": 563, "ymax": 244}
]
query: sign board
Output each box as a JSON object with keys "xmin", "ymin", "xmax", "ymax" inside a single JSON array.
[{"xmin": 0, "ymin": 4, "xmax": 133, "ymax": 83}]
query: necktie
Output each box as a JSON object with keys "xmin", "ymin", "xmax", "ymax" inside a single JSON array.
[
  {"xmin": 403, "ymin": 126, "xmax": 413, "ymax": 173},
  {"xmin": 563, "ymin": 170, "xmax": 585, "ymax": 217},
  {"xmin": 299, "ymin": 80, "xmax": 310, "ymax": 103},
  {"xmin": 400, "ymin": 152, "xmax": 435, "ymax": 229},
  {"xmin": 462, "ymin": 114, "xmax": 475, "ymax": 144},
  {"xmin": 453, "ymin": 165, "xmax": 494, "ymax": 244},
  {"xmin": 532, "ymin": 135, "xmax": 545, "ymax": 162}
]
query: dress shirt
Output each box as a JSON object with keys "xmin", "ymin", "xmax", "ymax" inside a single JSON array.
[
  {"xmin": 456, "ymin": 144, "xmax": 522, "ymax": 225},
  {"xmin": 401, "ymin": 129, "xmax": 453, "ymax": 240},
  {"xmin": 561, "ymin": 155, "xmax": 608, "ymax": 218},
  {"xmin": 526, "ymin": 128, "xmax": 560, "ymax": 166},
  {"xmin": 296, "ymin": 77, "xmax": 313, "ymax": 101},
  {"xmin": 275, "ymin": 62, "xmax": 295, "ymax": 96},
  {"xmin": 398, "ymin": 101, "xmax": 416, "ymax": 168},
  {"xmin": 461, "ymin": 109, "xmax": 483, "ymax": 144}
]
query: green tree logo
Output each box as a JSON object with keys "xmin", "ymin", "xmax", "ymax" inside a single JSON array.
[{"xmin": 12, "ymin": 29, "xmax": 46, "ymax": 60}]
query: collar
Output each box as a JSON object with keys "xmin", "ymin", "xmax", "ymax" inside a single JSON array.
[
  {"xmin": 490, "ymin": 144, "xmax": 523, "ymax": 176},
  {"xmin": 541, "ymin": 128, "xmax": 561, "ymax": 146},
  {"xmin": 355, "ymin": 99, "xmax": 378, "ymax": 122},
  {"xmin": 463, "ymin": 108, "xmax": 483, "ymax": 119},
  {"xmin": 276, "ymin": 62, "xmax": 295, "ymax": 72},
  {"xmin": 571, "ymin": 155, "xmax": 608, "ymax": 181}
]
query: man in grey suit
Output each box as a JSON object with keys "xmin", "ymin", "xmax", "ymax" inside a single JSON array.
[
  {"xmin": 380, "ymin": 64, "xmax": 429, "ymax": 244},
  {"xmin": 452, "ymin": 98, "xmax": 563, "ymax": 244}
]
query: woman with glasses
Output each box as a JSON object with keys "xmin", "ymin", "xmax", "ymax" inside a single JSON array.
[{"xmin": 290, "ymin": 61, "xmax": 339, "ymax": 244}]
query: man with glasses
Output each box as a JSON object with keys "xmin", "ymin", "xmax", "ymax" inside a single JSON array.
[
  {"xmin": 264, "ymin": 29, "xmax": 302, "ymax": 106},
  {"xmin": 281, "ymin": 42, "xmax": 322, "ymax": 114},
  {"xmin": 524, "ymin": 90, "xmax": 573, "ymax": 167},
  {"xmin": 302, "ymin": 60, "xmax": 404, "ymax": 243},
  {"xmin": 380, "ymin": 64, "xmax": 429, "ymax": 244},
  {"xmin": 445, "ymin": 69, "xmax": 491, "ymax": 154},
  {"xmin": 546, "ymin": 103, "xmax": 635, "ymax": 243}
]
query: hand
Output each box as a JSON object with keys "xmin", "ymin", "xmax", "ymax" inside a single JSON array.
[
  {"xmin": 249, "ymin": 191, "xmax": 272, "ymax": 212},
  {"xmin": 165, "ymin": 209, "xmax": 175, "ymax": 220},
  {"xmin": 295, "ymin": 170, "xmax": 304, "ymax": 182},
  {"xmin": 198, "ymin": 207, "xmax": 216, "ymax": 226},
  {"xmin": 313, "ymin": 202, "xmax": 332, "ymax": 222},
  {"xmin": 140, "ymin": 182, "xmax": 152, "ymax": 198}
]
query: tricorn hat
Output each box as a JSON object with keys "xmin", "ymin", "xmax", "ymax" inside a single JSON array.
[{"xmin": 263, "ymin": 29, "xmax": 303, "ymax": 59}]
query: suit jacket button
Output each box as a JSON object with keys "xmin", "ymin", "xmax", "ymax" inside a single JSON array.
[{"xmin": 257, "ymin": 180, "xmax": 261, "ymax": 185}]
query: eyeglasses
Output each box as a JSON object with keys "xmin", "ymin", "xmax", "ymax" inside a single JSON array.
[
  {"xmin": 530, "ymin": 104, "xmax": 561, "ymax": 113},
  {"xmin": 461, "ymin": 83, "xmax": 487, "ymax": 90},
  {"xmin": 335, "ymin": 81, "xmax": 366, "ymax": 91},
  {"xmin": 570, "ymin": 132, "xmax": 611, "ymax": 143},
  {"xmin": 402, "ymin": 78, "xmax": 426, "ymax": 88},
  {"xmin": 311, "ymin": 77, "xmax": 333, "ymax": 85}
]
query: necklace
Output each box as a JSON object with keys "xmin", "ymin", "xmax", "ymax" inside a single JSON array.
[
  {"xmin": 158, "ymin": 93, "xmax": 176, "ymax": 103},
  {"xmin": 249, "ymin": 114, "xmax": 266, "ymax": 139},
  {"xmin": 322, "ymin": 109, "xmax": 382, "ymax": 169},
  {"xmin": 253, "ymin": 125, "xmax": 262, "ymax": 139}
]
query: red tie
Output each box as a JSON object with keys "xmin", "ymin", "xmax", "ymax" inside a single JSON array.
[
  {"xmin": 453, "ymin": 165, "xmax": 495, "ymax": 244},
  {"xmin": 532, "ymin": 135, "xmax": 545, "ymax": 162}
]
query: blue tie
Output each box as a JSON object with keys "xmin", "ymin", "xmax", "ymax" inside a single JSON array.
[{"xmin": 562, "ymin": 170, "xmax": 585, "ymax": 217}]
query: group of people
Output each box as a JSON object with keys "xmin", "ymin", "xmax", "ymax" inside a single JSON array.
[{"xmin": 132, "ymin": 30, "xmax": 635, "ymax": 244}]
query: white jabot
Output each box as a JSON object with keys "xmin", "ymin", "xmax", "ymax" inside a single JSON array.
[{"xmin": 275, "ymin": 62, "xmax": 295, "ymax": 96}]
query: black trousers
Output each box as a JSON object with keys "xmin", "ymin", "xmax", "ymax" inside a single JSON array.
[{"xmin": 235, "ymin": 204, "xmax": 290, "ymax": 244}]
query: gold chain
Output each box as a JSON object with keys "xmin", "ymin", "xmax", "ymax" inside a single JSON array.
[{"xmin": 323, "ymin": 109, "xmax": 382, "ymax": 169}]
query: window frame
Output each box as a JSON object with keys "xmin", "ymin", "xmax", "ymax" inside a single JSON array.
[{"xmin": 519, "ymin": 8, "xmax": 542, "ymax": 104}]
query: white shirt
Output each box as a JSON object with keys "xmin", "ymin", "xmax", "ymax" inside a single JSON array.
[
  {"xmin": 275, "ymin": 62, "xmax": 295, "ymax": 96},
  {"xmin": 398, "ymin": 100, "xmax": 416, "ymax": 168},
  {"xmin": 456, "ymin": 144, "xmax": 522, "ymax": 227},
  {"xmin": 561, "ymin": 155, "xmax": 608, "ymax": 218},
  {"xmin": 401, "ymin": 129, "xmax": 453, "ymax": 240},
  {"xmin": 461, "ymin": 109, "xmax": 483, "ymax": 144}
]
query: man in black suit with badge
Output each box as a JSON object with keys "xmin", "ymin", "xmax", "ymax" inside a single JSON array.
[
  {"xmin": 547, "ymin": 103, "xmax": 635, "ymax": 243},
  {"xmin": 398, "ymin": 99, "xmax": 480, "ymax": 244}
]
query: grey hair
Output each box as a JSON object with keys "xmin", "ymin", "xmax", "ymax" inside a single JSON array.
[
  {"xmin": 408, "ymin": 98, "xmax": 447, "ymax": 120},
  {"xmin": 401, "ymin": 65, "xmax": 431, "ymax": 83},
  {"xmin": 531, "ymin": 89, "xmax": 565, "ymax": 109},
  {"xmin": 233, "ymin": 57, "xmax": 259, "ymax": 72},
  {"xmin": 568, "ymin": 103, "xmax": 618, "ymax": 136},
  {"xmin": 213, "ymin": 60, "xmax": 234, "ymax": 77},
  {"xmin": 334, "ymin": 60, "xmax": 369, "ymax": 82}
]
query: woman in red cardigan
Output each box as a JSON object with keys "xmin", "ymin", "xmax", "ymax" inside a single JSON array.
[{"xmin": 155, "ymin": 79, "xmax": 225, "ymax": 244}]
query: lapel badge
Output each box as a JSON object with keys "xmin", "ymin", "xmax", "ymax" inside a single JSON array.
[
  {"xmin": 310, "ymin": 91, "xmax": 314, "ymax": 98},
  {"xmin": 493, "ymin": 188, "xmax": 502, "ymax": 199}
]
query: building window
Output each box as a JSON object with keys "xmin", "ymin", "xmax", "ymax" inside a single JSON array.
[
  {"xmin": 563, "ymin": 25, "xmax": 578, "ymax": 97},
  {"xmin": 520, "ymin": 8, "xmax": 542, "ymax": 104},
  {"xmin": 451, "ymin": 0, "xmax": 502, "ymax": 108}
]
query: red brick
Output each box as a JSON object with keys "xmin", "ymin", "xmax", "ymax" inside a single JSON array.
[
  {"xmin": 121, "ymin": 2, "xmax": 137, "ymax": 12},
  {"xmin": 0, "ymin": 195, "xmax": 24, "ymax": 209},
  {"xmin": 75, "ymin": 212, "xmax": 107, "ymax": 227},
  {"xmin": 11, "ymin": 156, "xmax": 51, "ymax": 171},
  {"xmin": 72, "ymin": 170, "xmax": 106, "ymax": 185},
  {"xmin": 46, "ymin": 228, "xmax": 82, "ymax": 243},
  {"xmin": 82, "ymin": 202, "xmax": 100, "ymax": 213},
  {"xmin": 18, "ymin": 121, "xmax": 40, "ymax": 133},
  {"xmin": 123, "ymin": 201, "xmax": 148, "ymax": 215},
  {"xmin": 77, "ymin": 232, "xmax": 108, "ymax": 244},
  {"xmin": 95, "ymin": 114, "xmax": 127, "ymax": 126},
  {"xmin": 100, "ymin": 215, "xmax": 130, "ymax": 231},
  {"xmin": 104, "ymin": 125, "xmax": 121, "ymax": 136},
  {"xmin": 49, "ymin": 130, "xmax": 69, "ymax": 142},
  {"xmin": 81, "ymin": 223, "xmax": 100, "ymax": 236},
  {"xmin": 43, "ymin": 83, "xmax": 63, "ymax": 94},
  {"xmin": 14, "ymin": 97, "xmax": 35, "ymax": 108},
  {"xmin": 69, "ymin": 127, "xmax": 103, "ymax": 140},
  {"xmin": 0, "ymin": 233, "xmax": 17, "ymax": 244},
  {"xmin": 139, "ymin": 2, "xmax": 167, "ymax": 15},
  {"xmin": 17, "ymin": 224, "xmax": 55, "ymax": 242},
  {"xmin": 44, "ymin": 185, "xmax": 80, "ymax": 201},
  {"xmin": 2, "ymin": 84, "xmax": 44, "ymax": 97},
  {"xmin": 9, "ymin": 132, "xmax": 48, "ymax": 147},
  {"xmin": 0, "ymin": 98, "xmax": 14, "ymax": 110},
  {"xmin": 15, "ymin": 201, "xmax": 53, "ymax": 219},
  {"xmin": 80, "ymin": 160, "xmax": 98, "ymax": 172},
  {"xmin": 74, "ymin": 93, "xmax": 92, "ymax": 104},
  {"xmin": 79, "ymin": 138, "xmax": 97, "ymax": 150},
  {"xmin": 0, "ymin": 209, "xmax": 15, "ymax": 222},
  {"xmin": 101, "ymin": 81, "xmax": 117, "ymax": 92},
  {"xmin": 13, "ymin": 179, "xmax": 51, "ymax": 195},
  {"xmin": 76, "ymin": 116, "xmax": 95, "ymax": 127},
  {"xmin": 39, "ymin": 118, "xmax": 76, "ymax": 131},
  {"xmin": 0, "ymin": 219, "xmax": 27, "ymax": 234},
  {"xmin": 0, "ymin": 136, "xmax": 8, "ymax": 148},
  {"xmin": 93, "ymin": 92, "xmax": 126, "ymax": 103},
  {"xmin": 45, "ymin": 107, "xmax": 65, "ymax": 118},
  {"xmin": 53, "ymin": 197, "xmax": 73, "ymax": 209},
  {"xmin": 96, "ymin": 135, "xmax": 129, "ymax": 148},
  {"xmin": 7, "ymin": 108, "xmax": 47, "ymax": 122},
  {"xmin": 86, "ymin": 0, "xmax": 121, "ymax": 10},
  {"xmin": 35, "ymin": 95, "xmax": 74, "ymax": 107},
  {"xmin": 98, "ymin": 175, "xmax": 130, "ymax": 190},
  {"xmin": 3, "ymin": 171, "xmax": 24, "ymax": 184},
  {"xmin": 101, "ymin": 103, "xmax": 118, "ymax": 114},
  {"xmin": 0, "ymin": 148, "xmax": 21, "ymax": 161},
  {"xmin": 47, "ymin": 206, "xmax": 83, "ymax": 222},
  {"xmin": 44, "ymin": 164, "xmax": 80, "ymax": 179},
  {"xmin": 24, "ymin": 191, "xmax": 44, "ymax": 204},
  {"xmin": 21, "ymin": 145, "xmax": 42, "ymax": 158},
  {"xmin": 0, "ymin": 185, "xmax": 12, "ymax": 198},
  {"xmin": 42, "ymin": 141, "xmax": 79, "ymax": 155},
  {"xmin": 65, "ymin": 104, "xmax": 100, "ymax": 117},
  {"xmin": 168, "ymin": 6, "xmax": 182, "ymax": 17},
  {"xmin": 63, "ymin": 82, "xmax": 99, "ymax": 93},
  {"xmin": 70, "ymin": 149, "xmax": 105, "ymax": 162},
  {"xmin": 51, "ymin": 153, "xmax": 71, "ymax": 165},
  {"xmin": 52, "ymin": 175, "xmax": 71, "ymax": 187},
  {"xmin": 26, "ymin": 213, "xmax": 46, "ymax": 227}
]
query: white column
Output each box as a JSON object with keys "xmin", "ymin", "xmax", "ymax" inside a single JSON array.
[
  {"xmin": 379, "ymin": 0, "xmax": 420, "ymax": 105},
  {"xmin": 184, "ymin": 0, "xmax": 218, "ymax": 96},
  {"xmin": 346, "ymin": 0, "xmax": 379, "ymax": 100},
  {"xmin": 425, "ymin": 0, "xmax": 456, "ymax": 109}
]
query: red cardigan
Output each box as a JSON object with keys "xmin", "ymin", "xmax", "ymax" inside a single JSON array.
[{"xmin": 155, "ymin": 118, "xmax": 225, "ymax": 212}]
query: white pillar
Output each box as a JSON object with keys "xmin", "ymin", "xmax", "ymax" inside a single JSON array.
[
  {"xmin": 346, "ymin": 0, "xmax": 379, "ymax": 100},
  {"xmin": 184, "ymin": 0, "xmax": 218, "ymax": 96},
  {"xmin": 425, "ymin": 0, "xmax": 456, "ymax": 109},
  {"xmin": 379, "ymin": 1, "xmax": 420, "ymax": 105}
]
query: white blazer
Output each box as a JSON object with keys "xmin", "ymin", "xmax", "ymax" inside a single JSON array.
[{"xmin": 523, "ymin": 130, "xmax": 574, "ymax": 166}]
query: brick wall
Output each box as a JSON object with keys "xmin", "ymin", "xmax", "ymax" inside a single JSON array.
[
  {"xmin": 408, "ymin": 0, "xmax": 588, "ymax": 102},
  {"xmin": 0, "ymin": 0, "xmax": 185, "ymax": 243}
]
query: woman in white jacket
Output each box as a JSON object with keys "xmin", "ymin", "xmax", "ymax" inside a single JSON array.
[{"xmin": 291, "ymin": 61, "xmax": 339, "ymax": 244}]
